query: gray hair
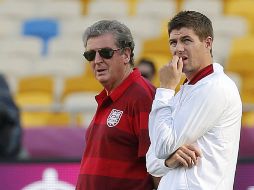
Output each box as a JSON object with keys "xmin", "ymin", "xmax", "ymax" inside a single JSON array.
[{"xmin": 83, "ymin": 20, "xmax": 135, "ymax": 66}]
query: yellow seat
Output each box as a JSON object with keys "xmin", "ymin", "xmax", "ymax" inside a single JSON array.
[
  {"xmin": 15, "ymin": 75, "xmax": 54, "ymax": 107},
  {"xmin": 240, "ymin": 75, "xmax": 254, "ymax": 104},
  {"xmin": 140, "ymin": 37, "xmax": 172, "ymax": 70},
  {"xmin": 61, "ymin": 71, "xmax": 102, "ymax": 101},
  {"xmin": 128, "ymin": 0, "xmax": 138, "ymax": 16},
  {"xmin": 80, "ymin": 0, "xmax": 90, "ymax": 15},
  {"xmin": 225, "ymin": 36, "xmax": 254, "ymax": 75},
  {"xmin": 21, "ymin": 111, "xmax": 83, "ymax": 128},
  {"xmin": 224, "ymin": 0, "xmax": 254, "ymax": 34},
  {"xmin": 242, "ymin": 111, "xmax": 254, "ymax": 127},
  {"xmin": 160, "ymin": 19, "xmax": 170, "ymax": 37},
  {"xmin": 241, "ymin": 75, "xmax": 254, "ymax": 93},
  {"xmin": 240, "ymin": 91, "xmax": 254, "ymax": 104},
  {"xmin": 141, "ymin": 36, "xmax": 171, "ymax": 56}
]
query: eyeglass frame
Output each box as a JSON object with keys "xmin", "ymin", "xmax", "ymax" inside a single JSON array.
[{"xmin": 83, "ymin": 48, "xmax": 122, "ymax": 62}]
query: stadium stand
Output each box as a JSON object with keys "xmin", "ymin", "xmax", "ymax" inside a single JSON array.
[
  {"xmin": 0, "ymin": 1, "xmax": 253, "ymax": 190},
  {"xmin": 0, "ymin": 0, "xmax": 252, "ymax": 129}
]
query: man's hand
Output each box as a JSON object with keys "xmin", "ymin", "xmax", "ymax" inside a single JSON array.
[
  {"xmin": 159, "ymin": 55, "xmax": 183, "ymax": 90},
  {"xmin": 165, "ymin": 144, "xmax": 202, "ymax": 168}
]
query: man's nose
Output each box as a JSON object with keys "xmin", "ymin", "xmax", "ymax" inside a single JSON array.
[
  {"xmin": 173, "ymin": 43, "xmax": 184, "ymax": 56},
  {"xmin": 94, "ymin": 51, "xmax": 103, "ymax": 63},
  {"xmin": 176, "ymin": 42, "xmax": 184, "ymax": 52}
]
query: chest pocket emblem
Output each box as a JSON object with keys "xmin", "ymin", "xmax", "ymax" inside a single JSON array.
[{"xmin": 107, "ymin": 109, "xmax": 123, "ymax": 127}]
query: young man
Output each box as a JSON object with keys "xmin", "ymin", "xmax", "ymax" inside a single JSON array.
[
  {"xmin": 146, "ymin": 11, "xmax": 242, "ymax": 190},
  {"xmin": 76, "ymin": 20, "xmax": 155, "ymax": 190}
]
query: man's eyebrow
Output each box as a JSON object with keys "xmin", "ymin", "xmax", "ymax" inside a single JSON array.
[
  {"xmin": 169, "ymin": 39, "xmax": 176, "ymax": 42},
  {"xmin": 169, "ymin": 35, "xmax": 191, "ymax": 41},
  {"xmin": 181, "ymin": 35, "xmax": 191, "ymax": 39}
]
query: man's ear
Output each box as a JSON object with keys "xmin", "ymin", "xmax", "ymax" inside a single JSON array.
[
  {"xmin": 123, "ymin": 48, "xmax": 131, "ymax": 64},
  {"xmin": 205, "ymin": 36, "xmax": 213, "ymax": 49}
]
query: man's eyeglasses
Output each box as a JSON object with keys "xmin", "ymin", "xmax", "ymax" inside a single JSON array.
[{"xmin": 83, "ymin": 48, "xmax": 121, "ymax": 61}]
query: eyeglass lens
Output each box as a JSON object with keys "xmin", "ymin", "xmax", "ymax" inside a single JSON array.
[{"xmin": 83, "ymin": 48, "xmax": 118, "ymax": 61}]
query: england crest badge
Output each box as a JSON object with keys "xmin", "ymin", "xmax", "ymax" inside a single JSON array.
[{"xmin": 107, "ymin": 109, "xmax": 123, "ymax": 127}]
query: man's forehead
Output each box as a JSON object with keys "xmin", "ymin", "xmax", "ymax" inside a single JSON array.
[
  {"xmin": 169, "ymin": 27, "xmax": 195, "ymax": 39},
  {"xmin": 86, "ymin": 33, "xmax": 115, "ymax": 49}
]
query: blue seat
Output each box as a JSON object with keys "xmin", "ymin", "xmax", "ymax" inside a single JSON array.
[{"xmin": 22, "ymin": 18, "xmax": 59, "ymax": 56}]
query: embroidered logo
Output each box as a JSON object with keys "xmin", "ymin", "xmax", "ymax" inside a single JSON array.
[{"xmin": 107, "ymin": 109, "xmax": 123, "ymax": 127}]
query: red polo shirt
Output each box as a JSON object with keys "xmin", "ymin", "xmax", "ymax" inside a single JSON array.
[{"xmin": 76, "ymin": 69, "xmax": 155, "ymax": 190}]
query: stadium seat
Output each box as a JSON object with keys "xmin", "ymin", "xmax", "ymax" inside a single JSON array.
[
  {"xmin": 59, "ymin": 16, "xmax": 100, "ymax": 40},
  {"xmin": 60, "ymin": 67, "xmax": 101, "ymax": 126},
  {"xmin": 225, "ymin": 71, "xmax": 242, "ymax": 92},
  {"xmin": 34, "ymin": 55, "xmax": 85, "ymax": 78},
  {"xmin": 62, "ymin": 92, "xmax": 97, "ymax": 126},
  {"xmin": 212, "ymin": 36, "xmax": 232, "ymax": 65},
  {"xmin": 61, "ymin": 75, "xmax": 102, "ymax": 101},
  {"xmin": 119, "ymin": 16, "xmax": 161, "ymax": 40},
  {"xmin": 0, "ymin": 56, "xmax": 34, "ymax": 78},
  {"xmin": 49, "ymin": 37, "xmax": 84, "ymax": 58},
  {"xmin": 140, "ymin": 36, "xmax": 172, "ymax": 61},
  {"xmin": 224, "ymin": 0, "xmax": 254, "ymax": 34},
  {"xmin": 21, "ymin": 111, "xmax": 83, "ymax": 128},
  {"xmin": 0, "ymin": 18, "xmax": 21, "ymax": 39},
  {"xmin": 22, "ymin": 18, "xmax": 59, "ymax": 56},
  {"xmin": 88, "ymin": 1, "xmax": 129, "ymax": 18},
  {"xmin": 39, "ymin": 1, "xmax": 82, "ymax": 20},
  {"xmin": 0, "ymin": 37, "xmax": 41, "ymax": 61},
  {"xmin": 136, "ymin": 0, "xmax": 176, "ymax": 19},
  {"xmin": 240, "ymin": 74, "xmax": 254, "ymax": 104},
  {"xmin": 0, "ymin": 56, "xmax": 36, "ymax": 94},
  {"xmin": 13, "ymin": 75, "xmax": 75, "ymax": 128},
  {"xmin": 139, "ymin": 36, "xmax": 173, "ymax": 87},
  {"xmin": 181, "ymin": 0, "xmax": 223, "ymax": 17},
  {"xmin": 212, "ymin": 16, "xmax": 248, "ymax": 39},
  {"xmin": 80, "ymin": 0, "xmax": 91, "ymax": 15},
  {"xmin": 15, "ymin": 75, "xmax": 55, "ymax": 107},
  {"xmin": 242, "ymin": 112, "xmax": 254, "ymax": 127},
  {"xmin": 0, "ymin": 1, "xmax": 37, "ymax": 20},
  {"xmin": 225, "ymin": 36, "xmax": 254, "ymax": 75}
]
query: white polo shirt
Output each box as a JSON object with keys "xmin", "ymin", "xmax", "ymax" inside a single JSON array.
[{"xmin": 147, "ymin": 63, "xmax": 242, "ymax": 190}]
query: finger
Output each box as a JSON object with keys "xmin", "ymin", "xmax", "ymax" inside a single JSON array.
[
  {"xmin": 177, "ymin": 57, "xmax": 183, "ymax": 71},
  {"xmin": 175, "ymin": 154, "xmax": 189, "ymax": 168},
  {"xmin": 171, "ymin": 55, "xmax": 179, "ymax": 69},
  {"xmin": 177, "ymin": 149, "xmax": 193, "ymax": 167},
  {"xmin": 184, "ymin": 147, "xmax": 198, "ymax": 165},
  {"xmin": 186, "ymin": 144, "xmax": 202, "ymax": 158},
  {"xmin": 179, "ymin": 147, "xmax": 198, "ymax": 166}
]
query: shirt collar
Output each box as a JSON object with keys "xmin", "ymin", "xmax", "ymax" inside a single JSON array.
[
  {"xmin": 95, "ymin": 68, "xmax": 140, "ymax": 105},
  {"xmin": 184, "ymin": 64, "xmax": 214, "ymax": 85}
]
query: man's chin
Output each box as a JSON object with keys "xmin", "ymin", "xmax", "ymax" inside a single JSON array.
[{"xmin": 96, "ymin": 76, "xmax": 107, "ymax": 84}]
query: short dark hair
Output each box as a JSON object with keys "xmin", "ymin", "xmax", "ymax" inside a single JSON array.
[
  {"xmin": 168, "ymin": 10, "xmax": 214, "ymax": 42},
  {"xmin": 83, "ymin": 20, "xmax": 135, "ymax": 66}
]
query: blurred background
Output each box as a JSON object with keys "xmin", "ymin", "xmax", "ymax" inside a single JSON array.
[{"xmin": 0, "ymin": 0, "xmax": 254, "ymax": 189}]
